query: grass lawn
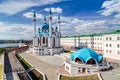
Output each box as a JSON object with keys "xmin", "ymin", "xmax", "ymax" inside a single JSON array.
[
  {"xmin": 60, "ymin": 74, "xmax": 99, "ymax": 80},
  {"xmin": 16, "ymin": 54, "xmax": 22, "ymax": 59},
  {"xmin": 28, "ymin": 69, "xmax": 43, "ymax": 80},
  {"xmin": 0, "ymin": 48, "xmax": 4, "ymax": 55},
  {"xmin": 0, "ymin": 65, "xmax": 2, "ymax": 80},
  {"xmin": 19, "ymin": 59, "xmax": 32, "ymax": 70},
  {"xmin": 15, "ymin": 54, "xmax": 32, "ymax": 70},
  {"xmin": 66, "ymin": 52, "xmax": 73, "ymax": 54}
]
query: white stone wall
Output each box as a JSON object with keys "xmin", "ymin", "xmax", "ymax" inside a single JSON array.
[{"xmin": 103, "ymin": 34, "xmax": 120, "ymax": 60}]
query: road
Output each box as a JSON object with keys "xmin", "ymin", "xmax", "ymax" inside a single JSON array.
[
  {"xmin": 4, "ymin": 51, "xmax": 30, "ymax": 80},
  {"xmin": 100, "ymin": 61, "xmax": 120, "ymax": 80},
  {"xmin": 21, "ymin": 53, "xmax": 65, "ymax": 80}
]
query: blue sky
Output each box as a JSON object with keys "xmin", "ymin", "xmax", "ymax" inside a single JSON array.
[{"xmin": 0, "ymin": 0, "xmax": 120, "ymax": 40}]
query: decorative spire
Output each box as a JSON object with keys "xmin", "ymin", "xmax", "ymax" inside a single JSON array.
[
  {"xmin": 38, "ymin": 28, "xmax": 40, "ymax": 33},
  {"xmin": 44, "ymin": 15, "xmax": 46, "ymax": 24},
  {"xmin": 58, "ymin": 14, "xmax": 60, "ymax": 19},
  {"xmin": 33, "ymin": 11, "xmax": 36, "ymax": 18},
  {"xmin": 50, "ymin": 8, "xmax": 52, "ymax": 15}
]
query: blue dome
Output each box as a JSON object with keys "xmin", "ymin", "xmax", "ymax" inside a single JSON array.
[
  {"xmin": 71, "ymin": 48, "xmax": 103, "ymax": 64},
  {"xmin": 42, "ymin": 24, "xmax": 49, "ymax": 30}
]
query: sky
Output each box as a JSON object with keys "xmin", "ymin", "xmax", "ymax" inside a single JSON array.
[{"xmin": 0, "ymin": 0, "xmax": 120, "ymax": 40}]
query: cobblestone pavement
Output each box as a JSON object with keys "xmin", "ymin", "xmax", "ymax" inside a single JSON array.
[
  {"xmin": 21, "ymin": 53, "xmax": 65, "ymax": 80},
  {"xmin": 100, "ymin": 61, "xmax": 120, "ymax": 80}
]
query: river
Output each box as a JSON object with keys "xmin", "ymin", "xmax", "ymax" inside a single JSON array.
[{"xmin": 0, "ymin": 43, "xmax": 19, "ymax": 48}]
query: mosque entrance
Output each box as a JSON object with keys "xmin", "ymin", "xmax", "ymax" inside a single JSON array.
[{"xmin": 82, "ymin": 68, "xmax": 86, "ymax": 73}]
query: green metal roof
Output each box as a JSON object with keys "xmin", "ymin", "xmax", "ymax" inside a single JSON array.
[{"xmin": 62, "ymin": 30, "xmax": 120, "ymax": 38}]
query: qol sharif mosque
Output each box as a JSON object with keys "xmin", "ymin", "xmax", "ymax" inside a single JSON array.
[{"xmin": 32, "ymin": 9, "xmax": 62, "ymax": 55}]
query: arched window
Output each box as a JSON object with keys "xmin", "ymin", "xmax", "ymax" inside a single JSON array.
[
  {"xmin": 43, "ymin": 37, "xmax": 45, "ymax": 44},
  {"xmin": 87, "ymin": 58, "xmax": 96, "ymax": 64},
  {"xmin": 53, "ymin": 37, "xmax": 55, "ymax": 47},
  {"xmin": 75, "ymin": 58, "xmax": 83, "ymax": 64}
]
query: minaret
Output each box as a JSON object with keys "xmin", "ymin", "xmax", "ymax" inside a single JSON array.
[
  {"xmin": 58, "ymin": 14, "xmax": 61, "ymax": 47},
  {"xmin": 32, "ymin": 11, "xmax": 37, "ymax": 54},
  {"xmin": 33, "ymin": 11, "xmax": 36, "ymax": 37},
  {"xmin": 48, "ymin": 9, "xmax": 53, "ymax": 55},
  {"xmin": 33, "ymin": 11, "xmax": 36, "ymax": 47}
]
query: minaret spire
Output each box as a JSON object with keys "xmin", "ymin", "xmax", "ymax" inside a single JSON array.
[
  {"xmin": 44, "ymin": 15, "xmax": 46, "ymax": 24},
  {"xmin": 50, "ymin": 8, "xmax": 52, "ymax": 15}
]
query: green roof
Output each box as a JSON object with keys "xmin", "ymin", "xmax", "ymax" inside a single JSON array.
[{"xmin": 62, "ymin": 30, "xmax": 120, "ymax": 38}]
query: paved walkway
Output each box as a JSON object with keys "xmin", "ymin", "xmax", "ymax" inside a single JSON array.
[
  {"xmin": 21, "ymin": 53, "xmax": 65, "ymax": 80},
  {"xmin": 100, "ymin": 61, "xmax": 120, "ymax": 80}
]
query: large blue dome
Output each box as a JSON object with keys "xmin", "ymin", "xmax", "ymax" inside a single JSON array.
[
  {"xmin": 71, "ymin": 48, "xmax": 103, "ymax": 64},
  {"xmin": 41, "ymin": 24, "xmax": 49, "ymax": 30}
]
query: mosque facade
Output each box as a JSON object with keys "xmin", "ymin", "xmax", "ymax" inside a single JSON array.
[{"xmin": 32, "ymin": 9, "xmax": 62, "ymax": 55}]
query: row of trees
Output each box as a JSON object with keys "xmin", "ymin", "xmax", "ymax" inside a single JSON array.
[{"xmin": 0, "ymin": 48, "xmax": 5, "ymax": 55}]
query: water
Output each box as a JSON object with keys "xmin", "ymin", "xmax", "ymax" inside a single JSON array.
[{"xmin": 0, "ymin": 43, "xmax": 19, "ymax": 48}]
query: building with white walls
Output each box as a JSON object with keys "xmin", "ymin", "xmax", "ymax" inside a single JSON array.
[{"xmin": 61, "ymin": 32, "xmax": 120, "ymax": 60}]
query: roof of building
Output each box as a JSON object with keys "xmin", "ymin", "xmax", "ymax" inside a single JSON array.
[
  {"xmin": 71, "ymin": 48, "xmax": 103, "ymax": 64},
  {"xmin": 62, "ymin": 30, "xmax": 120, "ymax": 38}
]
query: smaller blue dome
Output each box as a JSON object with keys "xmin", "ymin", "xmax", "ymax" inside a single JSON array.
[
  {"xmin": 42, "ymin": 24, "xmax": 49, "ymax": 31},
  {"xmin": 71, "ymin": 48, "xmax": 103, "ymax": 64}
]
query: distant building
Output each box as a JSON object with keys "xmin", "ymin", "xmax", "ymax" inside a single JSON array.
[
  {"xmin": 61, "ymin": 32, "xmax": 120, "ymax": 60},
  {"xmin": 19, "ymin": 40, "xmax": 27, "ymax": 47},
  {"xmin": 32, "ymin": 9, "xmax": 62, "ymax": 55}
]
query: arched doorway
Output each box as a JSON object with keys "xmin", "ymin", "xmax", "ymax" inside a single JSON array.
[
  {"xmin": 53, "ymin": 37, "xmax": 55, "ymax": 47},
  {"xmin": 86, "ymin": 58, "xmax": 96, "ymax": 64},
  {"xmin": 75, "ymin": 58, "xmax": 83, "ymax": 64}
]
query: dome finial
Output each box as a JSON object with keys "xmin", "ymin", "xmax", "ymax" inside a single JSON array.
[
  {"xmin": 44, "ymin": 15, "xmax": 46, "ymax": 21},
  {"xmin": 50, "ymin": 8, "xmax": 52, "ymax": 15},
  {"xmin": 44, "ymin": 15, "xmax": 46, "ymax": 24}
]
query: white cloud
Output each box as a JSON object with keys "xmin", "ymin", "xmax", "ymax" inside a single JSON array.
[
  {"xmin": 0, "ymin": 0, "xmax": 64, "ymax": 15},
  {"xmin": 44, "ymin": 7, "xmax": 63, "ymax": 13},
  {"xmin": 0, "ymin": 22, "xmax": 33, "ymax": 40},
  {"xmin": 99, "ymin": 0, "xmax": 120, "ymax": 18},
  {"xmin": 23, "ymin": 12, "xmax": 44, "ymax": 19}
]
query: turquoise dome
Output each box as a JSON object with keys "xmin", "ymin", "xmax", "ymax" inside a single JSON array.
[
  {"xmin": 71, "ymin": 48, "xmax": 103, "ymax": 64},
  {"xmin": 42, "ymin": 24, "xmax": 49, "ymax": 31}
]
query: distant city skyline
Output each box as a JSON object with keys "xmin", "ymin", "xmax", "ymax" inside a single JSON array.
[{"xmin": 0, "ymin": 0, "xmax": 120, "ymax": 40}]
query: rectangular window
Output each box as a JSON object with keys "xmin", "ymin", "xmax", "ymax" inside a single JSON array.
[
  {"xmin": 117, "ymin": 44, "xmax": 120, "ymax": 48},
  {"xmin": 109, "ymin": 37, "xmax": 112, "ymax": 40},
  {"xmin": 110, "ymin": 44, "xmax": 112, "ymax": 47},
  {"xmin": 106, "ymin": 37, "xmax": 108, "ymax": 40},
  {"xmin": 106, "ymin": 44, "xmax": 108, "ymax": 47},
  {"xmin": 117, "ymin": 37, "xmax": 120, "ymax": 40},
  {"xmin": 109, "ymin": 50, "xmax": 112, "ymax": 53},
  {"xmin": 118, "ymin": 51, "xmax": 120, "ymax": 54}
]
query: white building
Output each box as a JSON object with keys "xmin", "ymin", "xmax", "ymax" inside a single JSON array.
[
  {"xmin": 32, "ymin": 9, "xmax": 62, "ymax": 55},
  {"xmin": 61, "ymin": 32, "xmax": 120, "ymax": 60}
]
